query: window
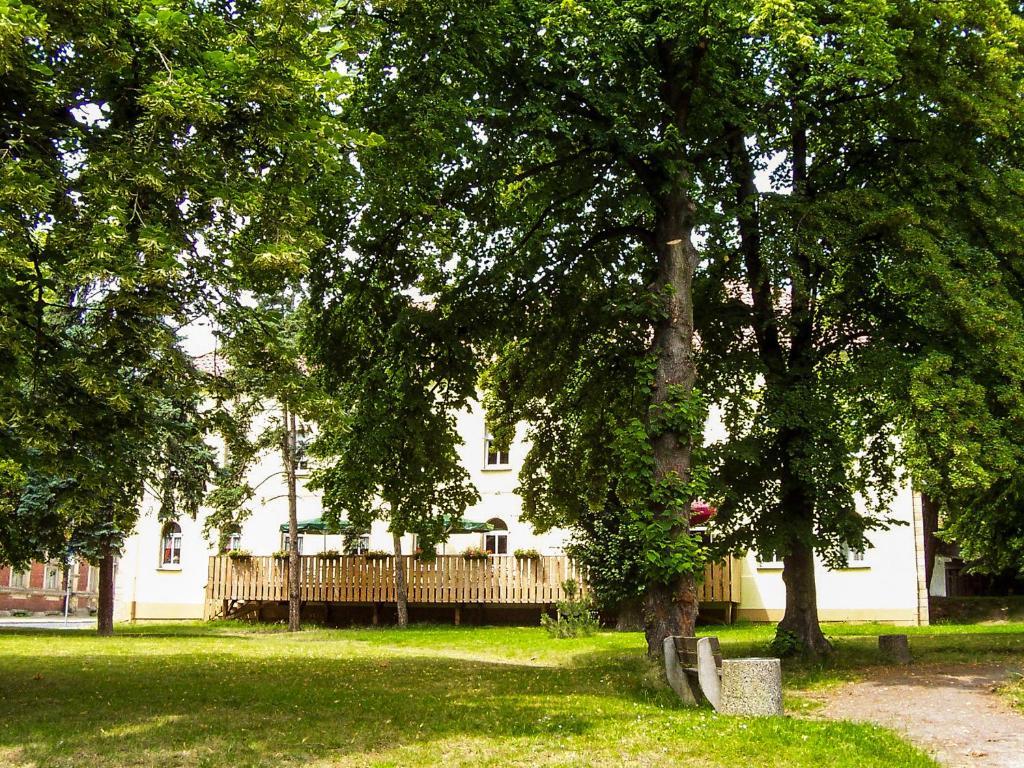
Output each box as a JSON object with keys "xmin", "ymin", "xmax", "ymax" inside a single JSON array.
[
  {"xmin": 345, "ymin": 534, "xmax": 370, "ymax": 556},
  {"xmin": 161, "ymin": 522, "xmax": 183, "ymax": 567},
  {"xmin": 294, "ymin": 437, "xmax": 311, "ymax": 471},
  {"xmin": 484, "ymin": 518, "xmax": 509, "ymax": 555},
  {"xmin": 756, "ymin": 550, "xmax": 784, "ymax": 569},
  {"xmin": 841, "ymin": 541, "xmax": 867, "ymax": 567},
  {"xmin": 221, "ymin": 526, "xmax": 242, "ymax": 553},
  {"xmin": 44, "ymin": 565, "xmax": 60, "ymax": 591},
  {"xmin": 484, "ymin": 434, "xmax": 510, "ymax": 468},
  {"xmin": 281, "ymin": 532, "xmax": 304, "ymax": 554},
  {"xmin": 294, "ymin": 422, "xmax": 313, "ymax": 472},
  {"xmin": 9, "ymin": 569, "xmax": 29, "ymax": 589}
]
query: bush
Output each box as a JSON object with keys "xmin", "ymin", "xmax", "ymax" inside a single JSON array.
[
  {"xmin": 226, "ymin": 549, "xmax": 252, "ymax": 560},
  {"xmin": 319, "ymin": 549, "xmax": 341, "ymax": 558},
  {"xmin": 541, "ymin": 579, "xmax": 599, "ymax": 638},
  {"xmin": 272, "ymin": 550, "xmax": 289, "ymax": 559},
  {"xmin": 364, "ymin": 550, "xmax": 390, "ymax": 560},
  {"xmin": 514, "ymin": 548, "xmax": 541, "ymax": 560},
  {"xmin": 462, "ymin": 546, "xmax": 489, "ymax": 561}
]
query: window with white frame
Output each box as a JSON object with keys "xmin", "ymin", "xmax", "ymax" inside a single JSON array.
[
  {"xmin": 345, "ymin": 533, "xmax": 370, "ymax": 555},
  {"xmin": 840, "ymin": 540, "xmax": 867, "ymax": 567},
  {"xmin": 483, "ymin": 424, "xmax": 510, "ymax": 468},
  {"xmin": 281, "ymin": 532, "xmax": 304, "ymax": 554},
  {"xmin": 221, "ymin": 526, "xmax": 242, "ymax": 553},
  {"xmin": 160, "ymin": 521, "xmax": 183, "ymax": 567},
  {"xmin": 756, "ymin": 549, "xmax": 784, "ymax": 569},
  {"xmin": 44, "ymin": 565, "xmax": 60, "ymax": 591},
  {"xmin": 484, "ymin": 518, "xmax": 509, "ymax": 555},
  {"xmin": 9, "ymin": 569, "xmax": 29, "ymax": 589}
]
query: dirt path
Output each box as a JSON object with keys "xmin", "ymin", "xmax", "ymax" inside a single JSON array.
[{"xmin": 807, "ymin": 663, "xmax": 1024, "ymax": 768}]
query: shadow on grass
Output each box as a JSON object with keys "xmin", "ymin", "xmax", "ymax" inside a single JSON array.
[{"xmin": 0, "ymin": 642, "xmax": 674, "ymax": 767}]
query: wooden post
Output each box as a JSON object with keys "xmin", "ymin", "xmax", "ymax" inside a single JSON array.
[
  {"xmin": 454, "ymin": 604, "xmax": 461, "ymax": 626},
  {"xmin": 371, "ymin": 602, "xmax": 379, "ymax": 626}
]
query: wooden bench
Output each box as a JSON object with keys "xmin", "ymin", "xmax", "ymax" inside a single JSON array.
[{"xmin": 663, "ymin": 635, "xmax": 723, "ymax": 709}]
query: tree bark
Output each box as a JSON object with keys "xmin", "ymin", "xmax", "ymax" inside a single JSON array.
[
  {"xmin": 284, "ymin": 405, "xmax": 301, "ymax": 632},
  {"xmin": 614, "ymin": 598, "xmax": 644, "ymax": 632},
  {"xmin": 777, "ymin": 536, "xmax": 832, "ymax": 657},
  {"xmin": 922, "ymin": 493, "xmax": 939, "ymax": 589},
  {"xmin": 392, "ymin": 530, "xmax": 409, "ymax": 627},
  {"xmin": 97, "ymin": 540, "xmax": 115, "ymax": 637},
  {"xmin": 642, "ymin": 199, "xmax": 701, "ymax": 657}
]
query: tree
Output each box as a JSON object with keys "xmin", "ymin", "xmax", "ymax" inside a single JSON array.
[
  {"xmin": 322, "ymin": 0, "xmax": 1024, "ymax": 657},
  {"xmin": 307, "ymin": 289, "xmax": 480, "ymax": 627},
  {"xmin": 0, "ymin": 0, "xmax": 359, "ymax": 636},
  {"xmin": 206, "ymin": 302, "xmax": 328, "ymax": 632}
]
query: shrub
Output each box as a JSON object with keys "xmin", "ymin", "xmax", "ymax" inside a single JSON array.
[
  {"xmin": 541, "ymin": 579, "xmax": 599, "ymax": 638},
  {"xmin": 272, "ymin": 550, "xmax": 289, "ymax": 559},
  {"xmin": 462, "ymin": 546, "xmax": 489, "ymax": 561},
  {"xmin": 364, "ymin": 550, "xmax": 390, "ymax": 560},
  {"xmin": 319, "ymin": 549, "xmax": 341, "ymax": 558},
  {"xmin": 514, "ymin": 548, "xmax": 541, "ymax": 560},
  {"xmin": 226, "ymin": 549, "xmax": 252, "ymax": 560}
]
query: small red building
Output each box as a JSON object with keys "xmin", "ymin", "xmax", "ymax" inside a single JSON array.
[{"xmin": 0, "ymin": 560, "xmax": 99, "ymax": 615}]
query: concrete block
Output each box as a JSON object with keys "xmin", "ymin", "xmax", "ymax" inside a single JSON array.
[
  {"xmin": 878, "ymin": 634, "xmax": 912, "ymax": 665},
  {"xmin": 720, "ymin": 658, "xmax": 784, "ymax": 717}
]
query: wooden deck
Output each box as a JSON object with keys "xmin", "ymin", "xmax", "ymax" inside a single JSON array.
[{"xmin": 204, "ymin": 554, "xmax": 742, "ymax": 620}]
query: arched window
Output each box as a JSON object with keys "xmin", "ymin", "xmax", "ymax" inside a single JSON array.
[
  {"xmin": 221, "ymin": 525, "xmax": 242, "ymax": 553},
  {"xmin": 161, "ymin": 522, "xmax": 182, "ymax": 566},
  {"xmin": 484, "ymin": 518, "xmax": 508, "ymax": 555}
]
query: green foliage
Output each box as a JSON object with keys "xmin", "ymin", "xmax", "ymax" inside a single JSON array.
[
  {"xmin": 461, "ymin": 547, "xmax": 488, "ymax": 561},
  {"xmin": 513, "ymin": 548, "xmax": 540, "ymax": 560},
  {"xmin": 540, "ymin": 579, "xmax": 600, "ymax": 639},
  {"xmin": 0, "ymin": 0, "xmax": 360, "ymax": 573},
  {"xmin": 226, "ymin": 549, "xmax": 252, "ymax": 560}
]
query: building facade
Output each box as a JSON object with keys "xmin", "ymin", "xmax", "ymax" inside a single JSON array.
[
  {"xmin": 0, "ymin": 559, "xmax": 99, "ymax": 616},
  {"xmin": 114, "ymin": 399, "xmax": 930, "ymax": 626}
]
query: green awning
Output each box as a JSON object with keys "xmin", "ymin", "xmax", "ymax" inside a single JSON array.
[
  {"xmin": 446, "ymin": 517, "xmax": 495, "ymax": 534},
  {"xmin": 279, "ymin": 517, "xmax": 352, "ymax": 534}
]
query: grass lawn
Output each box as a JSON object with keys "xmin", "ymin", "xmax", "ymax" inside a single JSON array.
[{"xmin": 0, "ymin": 621, "xmax": 1021, "ymax": 767}]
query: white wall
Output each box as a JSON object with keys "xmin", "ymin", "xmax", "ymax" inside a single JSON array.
[
  {"xmin": 114, "ymin": 398, "xmax": 567, "ymax": 620},
  {"xmin": 735, "ymin": 480, "xmax": 927, "ymax": 624},
  {"xmin": 115, "ymin": 398, "xmax": 926, "ymax": 624}
]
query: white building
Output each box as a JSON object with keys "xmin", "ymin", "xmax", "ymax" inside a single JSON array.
[{"xmin": 113, "ymin": 398, "xmax": 930, "ymax": 626}]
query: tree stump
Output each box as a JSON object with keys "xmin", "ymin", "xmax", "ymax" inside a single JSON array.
[
  {"xmin": 878, "ymin": 634, "xmax": 912, "ymax": 665},
  {"xmin": 719, "ymin": 658, "xmax": 784, "ymax": 716}
]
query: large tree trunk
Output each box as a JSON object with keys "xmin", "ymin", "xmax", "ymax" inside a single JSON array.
[
  {"xmin": 284, "ymin": 406, "xmax": 301, "ymax": 632},
  {"xmin": 642, "ymin": 199, "xmax": 702, "ymax": 657},
  {"xmin": 775, "ymin": 468, "xmax": 831, "ymax": 657},
  {"xmin": 614, "ymin": 598, "xmax": 644, "ymax": 632},
  {"xmin": 777, "ymin": 537, "xmax": 831, "ymax": 657},
  {"xmin": 392, "ymin": 530, "xmax": 409, "ymax": 627},
  {"xmin": 97, "ymin": 540, "xmax": 115, "ymax": 637}
]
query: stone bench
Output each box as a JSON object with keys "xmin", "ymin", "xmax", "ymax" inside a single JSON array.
[{"xmin": 664, "ymin": 635, "xmax": 783, "ymax": 716}]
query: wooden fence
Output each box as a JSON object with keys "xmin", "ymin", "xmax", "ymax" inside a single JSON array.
[{"xmin": 205, "ymin": 554, "xmax": 742, "ymax": 614}]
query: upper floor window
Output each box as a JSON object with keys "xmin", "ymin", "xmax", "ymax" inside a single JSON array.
[
  {"xmin": 841, "ymin": 541, "xmax": 867, "ymax": 567},
  {"xmin": 484, "ymin": 434, "xmax": 510, "ymax": 469},
  {"xmin": 484, "ymin": 518, "xmax": 509, "ymax": 555},
  {"xmin": 161, "ymin": 522, "xmax": 183, "ymax": 567}
]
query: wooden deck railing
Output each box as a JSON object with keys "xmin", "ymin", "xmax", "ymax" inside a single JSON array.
[{"xmin": 205, "ymin": 554, "xmax": 742, "ymax": 610}]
